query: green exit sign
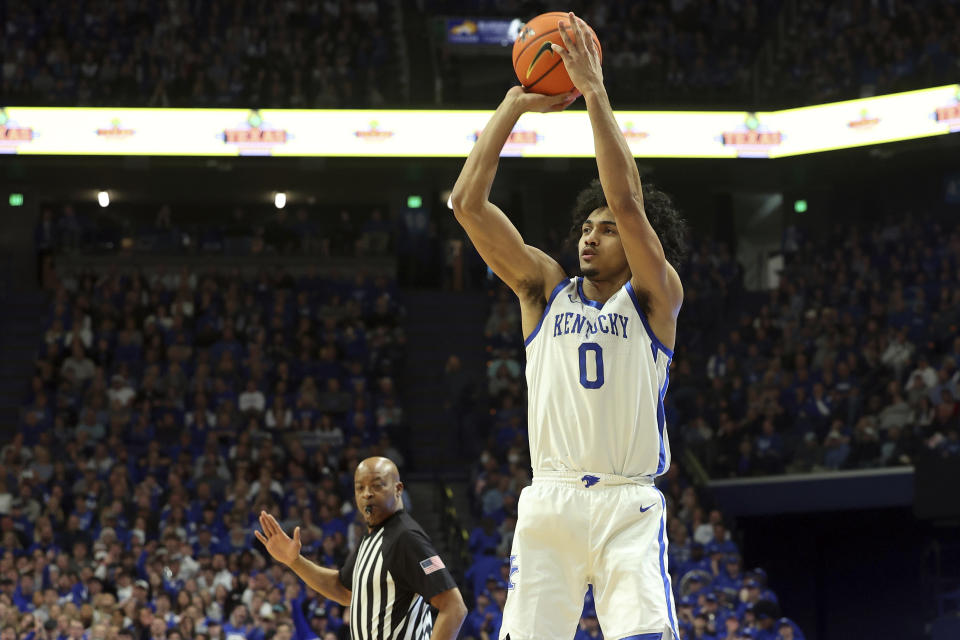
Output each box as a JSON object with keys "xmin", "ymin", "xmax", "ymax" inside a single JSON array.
[
  {"xmin": 9, "ymin": 193, "xmax": 23, "ymax": 207},
  {"xmin": 406, "ymin": 195, "xmax": 422, "ymax": 209}
]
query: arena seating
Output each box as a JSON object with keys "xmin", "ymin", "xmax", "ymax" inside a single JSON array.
[
  {"xmin": 4, "ymin": 0, "xmax": 957, "ymax": 109},
  {"xmin": 3, "ymin": 246, "xmax": 406, "ymax": 639}
]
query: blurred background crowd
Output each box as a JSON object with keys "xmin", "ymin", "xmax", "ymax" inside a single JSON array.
[{"xmin": 3, "ymin": 0, "xmax": 958, "ymax": 109}]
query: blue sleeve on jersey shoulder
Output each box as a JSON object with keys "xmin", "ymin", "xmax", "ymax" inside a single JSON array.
[
  {"xmin": 523, "ymin": 278, "xmax": 570, "ymax": 347},
  {"xmin": 625, "ymin": 281, "xmax": 674, "ymax": 358}
]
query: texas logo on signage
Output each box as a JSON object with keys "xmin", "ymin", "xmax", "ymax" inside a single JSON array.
[
  {"xmin": 718, "ymin": 114, "xmax": 783, "ymax": 157},
  {"xmin": 933, "ymin": 88, "xmax": 960, "ymax": 132},
  {"xmin": 471, "ymin": 127, "xmax": 542, "ymax": 147},
  {"xmin": 0, "ymin": 108, "xmax": 35, "ymax": 153},
  {"xmin": 221, "ymin": 110, "xmax": 289, "ymax": 155}
]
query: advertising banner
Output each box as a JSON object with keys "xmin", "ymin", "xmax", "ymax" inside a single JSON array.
[
  {"xmin": 445, "ymin": 17, "xmax": 522, "ymax": 46},
  {"xmin": 2, "ymin": 84, "xmax": 957, "ymax": 159}
]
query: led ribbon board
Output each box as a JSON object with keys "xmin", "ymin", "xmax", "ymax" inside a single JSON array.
[{"xmin": 1, "ymin": 85, "xmax": 957, "ymax": 158}]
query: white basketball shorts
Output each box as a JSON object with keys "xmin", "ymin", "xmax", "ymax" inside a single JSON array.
[{"xmin": 499, "ymin": 472, "xmax": 679, "ymax": 640}]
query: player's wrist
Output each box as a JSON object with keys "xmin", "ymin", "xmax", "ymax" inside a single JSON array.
[
  {"xmin": 501, "ymin": 90, "xmax": 529, "ymax": 116},
  {"xmin": 580, "ymin": 82, "xmax": 607, "ymax": 103}
]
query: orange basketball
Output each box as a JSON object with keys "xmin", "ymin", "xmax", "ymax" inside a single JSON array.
[{"xmin": 512, "ymin": 12, "xmax": 602, "ymax": 96}]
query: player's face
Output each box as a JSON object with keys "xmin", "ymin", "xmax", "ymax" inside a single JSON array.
[
  {"xmin": 578, "ymin": 208, "xmax": 628, "ymax": 279},
  {"xmin": 354, "ymin": 467, "xmax": 402, "ymax": 529}
]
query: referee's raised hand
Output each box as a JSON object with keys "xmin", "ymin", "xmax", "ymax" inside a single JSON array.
[{"xmin": 255, "ymin": 511, "xmax": 300, "ymax": 566}]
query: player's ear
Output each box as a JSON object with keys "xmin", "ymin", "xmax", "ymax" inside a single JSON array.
[{"xmin": 395, "ymin": 481, "xmax": 404, "ymax": 497}]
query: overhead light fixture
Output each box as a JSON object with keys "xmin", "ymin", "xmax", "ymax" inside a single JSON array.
[
  {"xmin": 274, "ymin": 192, "xmax": 286, "ymax": 209},
  {"xmin": 97, "ymin": 190, "xmax": 110, "ymax": 207}
]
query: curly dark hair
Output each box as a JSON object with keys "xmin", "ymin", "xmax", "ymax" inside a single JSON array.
[{"xmin": 567, "ymin": 178, "xmax": 689, "ymax": 269}]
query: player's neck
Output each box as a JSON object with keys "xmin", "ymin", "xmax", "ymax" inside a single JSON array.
[{"xmin": 582, "ymin": 273, "xmax": 629, "ymax": 304}]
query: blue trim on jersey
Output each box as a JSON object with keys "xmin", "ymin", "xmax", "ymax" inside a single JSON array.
[
  {"xmin": 523, "ymin": 279, "xmax": 572, "ymax": 347},
  {"xmin": 576, "ymin": 277, "xmax": 605, "ymax": 309},
  {"xmin": 620, "ymin": 634, "xmax": 663, "ymax": 640},
  {"xmin": 655, "ymin": 370, "xmax": 668, "ymax": 476},
  {"xmin": 625, "ymin": 281, "xmax": 674, "ymax": 358},
  {"xmin": 658, "ymin": 491, "xmax": 680, "ymax": 640}
]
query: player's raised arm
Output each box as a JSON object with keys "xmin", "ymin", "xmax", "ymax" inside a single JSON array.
[
  {"xmin": 554, "ymin": 13, "xmax": 683, "ymax": 319},
  {"xmin": 450, "ymin": 87, "xmax": 576, "ymax": 297}
]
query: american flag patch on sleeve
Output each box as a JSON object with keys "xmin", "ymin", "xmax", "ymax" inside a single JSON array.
[{"xmin": 419, "ymin": 555, "xmax": 445, "ymax": 575}]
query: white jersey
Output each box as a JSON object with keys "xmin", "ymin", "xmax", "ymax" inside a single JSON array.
[{"xmin": 524, "ymin": 276, "xmax": 673, "ymax": 478}]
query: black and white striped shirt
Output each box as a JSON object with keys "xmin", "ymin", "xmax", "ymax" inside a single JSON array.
[{"xmin": 338, "ymin": 510, "xmax": 456, "ymax": 640}]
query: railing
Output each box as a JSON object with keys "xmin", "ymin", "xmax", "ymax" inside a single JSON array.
[{"xmin": 439, "ymin": 483, "xmax": 472, "ymax": 583}]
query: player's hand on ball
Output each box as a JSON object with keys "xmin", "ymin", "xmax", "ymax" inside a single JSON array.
[
  {"xmin": 506, "ymin": 85, "xmax": 579, "ymax": 113},
  {"xmin": 555, "ymin": 12, "xmax": 603, "ymax": 97},
  {"xmin": 255, "ymin": 510, "xmax": 301, "ymax": 566}
]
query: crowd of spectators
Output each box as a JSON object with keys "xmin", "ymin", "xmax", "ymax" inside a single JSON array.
[
  {"xmin": 761, "ymin": 0, "xmax": 960, "ymax": 106},
  {"xmin": 2, "ymin": 265, "xmax": 409, "ymax": 640},
  {"xmin": 2, "ymin": 0, "xmax": 395, "ymax": 108},
  {"xmin": 672, "ymin": 214, "xmax": 960, "ymax": 478},
  {"xmin": 436, "ymin": 0, "xmax": 959, "ymax": 108},
  {"xmin": 35, "ymin": 204, "xmax": 394, "ymax": 259},
  {"xmin": 5, "ymin": 0, "xmax": 958, "ymax": 110},
  {"xmin": 434, "ymin": 0, "xmax": 783, "ymax": 108}
]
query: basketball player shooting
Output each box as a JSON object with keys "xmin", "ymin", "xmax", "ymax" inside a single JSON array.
[{"xmin": 450, "ymin": 12, "xmax": 687, "ymax": 640}]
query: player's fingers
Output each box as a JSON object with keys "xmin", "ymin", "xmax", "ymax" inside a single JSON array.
[
  {"xmin": 293, "ymin": 526, "xmax": 301, "ymax": 544},
  {"xmin": 254, "ymin": 530, "xmax": 267, "ymax": 545},
  {"xmin": 557, "ymin": 20, "xmax": 574, "ymax": 51},
  {"xmin": 556, "ymin": 90, "xmax": 578, "ymax": 107},
  {"xmin": 577, "ymin": 18, "xmax": 595, "ymax": 55},
  {"xmin": 263, "ymin": 512, "xmax": 281, "ymax": 536},
  {"xmin": 550, "ymin": 42, "xmax": 569, "ymax": 61},
  {"xmin": 569, "ymin": 12, "xmax": 584, "ymax": 45},
  {"xmin": 549, "ymin": 94, "xmax": 575, "ymax": 112}
]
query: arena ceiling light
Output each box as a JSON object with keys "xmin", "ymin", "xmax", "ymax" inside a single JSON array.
[
  {"xmin": 97, "ymin": 190, "xmax": 110, "ymax": 207},
  {"xmin": 274, "ymin": 192, "xmax": 286, "ymax": 209}
]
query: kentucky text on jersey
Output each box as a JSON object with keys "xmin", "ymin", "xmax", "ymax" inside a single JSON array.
[
  {"xmin": 552, "ymin": 311, "xmax": 629, "ymax": 339},
  {"xmin": 525, "ymin": 277, "xmax": 674, "ymax": 478}
]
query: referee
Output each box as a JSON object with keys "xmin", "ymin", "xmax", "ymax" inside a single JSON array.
[{"xmin": 256, "ymin": 457, "xmax": 467, "ymax": 640}]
